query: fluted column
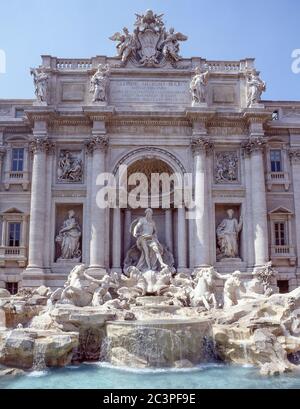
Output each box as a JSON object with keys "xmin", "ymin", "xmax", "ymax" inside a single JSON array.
[
  {"xmin": 1, "ymin": 218, "xmax": 7, "ymax": 246},
  {"xmin": 0, "ymin": 148, "xmax": 6, "ymax": 181},
  {"xmin": 191, "ymin": 136, "xmax": 213, "ymax": 267},
  {"xmin": 165, "ymin": 209, "xmax": 173, "ymax": 252},
  {"xmin": 87, "ymin": 132, "xmax": 108, "ymax": 276},
  {"xmin": 289, "ymin": 149, "xmax": 300, "ymax": 270},
  {"xmin": 243, "ymin": 136, "xmax": 269, "ymax": 266},
  {"xmin": 27, "ymin": 137, "xmax": 53, "ymax": 271},
  {"xmin": 177, "ymin": 207, "xmax": 187, "ymax": 271},
  {"xmin": 112, "ymin": 207, "xmax": 121, "ymax": 271},
  {"xmin": 124, "ymin": 209, "xmax": 132, "ymax": 256}
]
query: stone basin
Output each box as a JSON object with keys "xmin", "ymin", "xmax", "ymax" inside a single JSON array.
[{"xmin": 103, "ymin": 318, "xmax": 215, "ymax": 368}]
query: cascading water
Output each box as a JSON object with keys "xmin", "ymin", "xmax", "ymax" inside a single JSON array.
[{"xmin": 32, "ymin": 341, "xmax": 48, "ymax": 372}]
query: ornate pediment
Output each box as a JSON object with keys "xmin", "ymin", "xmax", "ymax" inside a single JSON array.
[{"xmin": 109, "ymin": 9, "xmax": 188, "ymax": 68}]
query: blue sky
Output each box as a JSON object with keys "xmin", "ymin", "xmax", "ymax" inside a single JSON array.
[{"xmin": 0, "ymin": 0, "xmax": 299, "ymax": 100}]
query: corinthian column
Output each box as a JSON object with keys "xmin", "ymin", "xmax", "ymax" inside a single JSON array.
[
  {"xmin": 289, "ymin": 149, "xmax": 300, "ymax": 272},
  {"xmin": 243, "ymin": 136, "xmax": 269, "ymax": 266},
  {"xmin": 26, "ymin": 137, "xmax": 53, "ymax": 273},
  {"xmin": 0, "ymin": 147, "xmax": 6, "ymax": 180},
  {"xmin": 86, "ymin": 131, "xmax": 109, "ymax": 276},
  {"xmin": 191, "ymin": 136, "xmax": 213, "ymax": 268}
]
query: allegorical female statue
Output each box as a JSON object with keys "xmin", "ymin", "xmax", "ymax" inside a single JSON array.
[
  {"xmin": 56, "ymin": 210, "xmax": 82, "ymax": 261},
  {"xmin": 247, "ymin": 72, "xmax": 266, "ymax": 107},
  {"xmin": 190, "ymin": 67, "xmax": 209, "ymax": 105},
  {"xmin": 216, "ymin": 209, "xmax": 243, "ymax": 260},
  {"xmin": 30, "ymin": 67, "xmax": 49, "ymax": 104}
]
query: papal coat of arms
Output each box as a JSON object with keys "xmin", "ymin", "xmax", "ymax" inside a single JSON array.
[{"xmin": 109, "ymin": 9, "xmax": 188, "ymax": 67}]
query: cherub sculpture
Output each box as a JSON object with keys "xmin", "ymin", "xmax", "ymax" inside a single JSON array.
[{"xmin": 161, "ymin": 27, "xmax": 188, "ymax": 62}]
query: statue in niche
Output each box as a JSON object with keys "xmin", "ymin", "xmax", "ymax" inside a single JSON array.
[
  {"xmin": 132, "ymin": 208, "xmax": 168, "ymax": 272},
  {"xmin": 190, "ymin": 67, "xmax": 209, "ymax": 105},
  {"xmin": 123, "ymin": 208, "xmax": 175, "ymax": 295},
  {"xmin": 216, "ymin": 209, "xmax": 243, "ymax": 260},
  {"xmin": 57, "ymin": 151, "xmax": 83, "ymax": 183},
  {"xmin": 90, "ymin": 64, "xmax": 110, "ymax": 102},
  {"xmin": 30, "ymin": 67, "xmax": 49, "ymax": 104},
  {"xmin": 215, "ymin": 152, "xmax": 238, "ymax": 183},
  {"xmin": 247, "ymin": 72, "xmax": 266, "ymax": 107},
  {"xmin": 56, "ymin": 210, "xmax": 82, "ymax": 261}
]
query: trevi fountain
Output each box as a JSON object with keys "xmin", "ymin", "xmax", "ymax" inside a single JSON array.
[
  {"xmin": 1, "ymin": 10, "xmax": 300, "ymax": 389},
  {"xmin": 1, "ymin": 208, "xmax": 300, "ymax": 388}
]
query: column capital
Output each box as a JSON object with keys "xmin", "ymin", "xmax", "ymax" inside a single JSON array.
[
  {"xmin": 191, "ymin": 136, "xmax": 214, "ymax": 155},
  {"xmin": 85, "ymin": 135, "xmax": 109, "ymax": 155},
  {"xmin": 30, "ymin": 137, "xmax": 55, "ymax": 154},
  {"xmin": 241, "ymin": 136, "xmax": 266, "ymax": 156},
  {"xmin": 289, "ymin": 148, "xmax": 300, "ymax": 164}
]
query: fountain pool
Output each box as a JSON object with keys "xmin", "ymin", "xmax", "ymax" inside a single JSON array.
[{"xmin": 1, "ymin": 363, "xmax": 300, "ymax": 389}]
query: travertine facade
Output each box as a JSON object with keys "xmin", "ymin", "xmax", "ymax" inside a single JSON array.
[{"xmin": 0, "ymin": 11, "xmax": 300, "ymax": 292}]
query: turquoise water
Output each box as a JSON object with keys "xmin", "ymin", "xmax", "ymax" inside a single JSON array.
[{"xmin": 1, "ymin": 363, "xmax": 300, "ymax": 389}]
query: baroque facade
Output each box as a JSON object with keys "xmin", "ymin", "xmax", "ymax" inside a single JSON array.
[{"xmin": 0, "ymin": 10, "xmax": 300, "ymax": 292}]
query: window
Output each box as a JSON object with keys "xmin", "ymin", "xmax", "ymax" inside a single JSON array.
[
  {"xmin": 8, "ymin": 222, "xmax": 21, "ymax": 247},
  {"xmin": 272, "ymin": 111, "xmax": 279, "ymax": 121},
  {"xmin": 6, "ymin": 282, "xmax": 18, "ymax": 295},
  {"xmin": 277, "ymin": 280, "xmax": 289, "ymax": 294},
  {"xmin": 15, "ymin": 109, "xmax": 24, "ymax": 118},
  {"xmin": 11, "ymin": 148, "xmax": 24, "ymax": 172},
  {"xmin": 270, "ymin": 149, "xmax": 282, "ymax": 172},
  {"xmin": 274, "ymin": 222, "xmax": 286, "ymax": 246}
]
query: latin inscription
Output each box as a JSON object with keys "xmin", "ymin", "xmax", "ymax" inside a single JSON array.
[{"xmin": 109, "ymin": 79, "xmax": 190, "ymax": 105}]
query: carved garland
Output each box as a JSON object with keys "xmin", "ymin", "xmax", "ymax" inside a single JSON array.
[
  {"xmin": 191, "ymin": 137, "xmax": 214, "ymax": 155},
  {"xmin": 85, "ymin": 135, "xmax": 109, "ymax": 154},
  {"xmin": 30, "ymin": 138, "xmax": 55, "ymax": 154},
  {"xmin": 241, "ymin": 136, "xmax": 266, "ymax": 156},
  {"xmin": 289, "ymin": 149, "xmax": 300, "ymax": 164}
]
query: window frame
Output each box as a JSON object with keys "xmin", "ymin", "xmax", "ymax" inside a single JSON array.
[{"xmin": 11, "ymin": 147, "xmax": 24, "ymax": 172}]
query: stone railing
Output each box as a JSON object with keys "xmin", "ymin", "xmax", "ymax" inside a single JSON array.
[
  {"xmin": 0, "ymin": 246, "xmax": 27, "ymax": 267},
  {"xmin": 4, "ymin": 171, "xmax": 30, "ymax": 191},
  {"xmin": 267, "ymin": 172, "xmax": 290, "ymax": 191},
  {"xmin": 271, "ymin": 245, "xmax": 296, "ymax": 266},
  {"xmin": 203, "ymin": 59, "xmax": 255, "ymax": 73},
  {"xmin": 56, "ymin": 59, "xmax": 93, "ymax": 70}
]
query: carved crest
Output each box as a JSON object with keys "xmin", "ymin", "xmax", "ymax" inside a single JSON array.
[{"xmin": 110, "ymin": 10, "xmax": 188, "ymax": 68}]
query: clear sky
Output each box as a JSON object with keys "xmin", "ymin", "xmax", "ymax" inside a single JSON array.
[{"xmin": 0, "ymin": 0, "xmax": 299, "ymax": 101}]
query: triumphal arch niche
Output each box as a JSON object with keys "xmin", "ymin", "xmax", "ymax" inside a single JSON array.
[{"xmin": 1, "ymin": 9, "xmax": 300, "ymax": 293}]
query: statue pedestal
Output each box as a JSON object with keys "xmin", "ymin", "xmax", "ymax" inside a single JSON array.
[
  {"xmin": 33, "ymin": 101, "xmax": 48, "ymax": 107},
  {"xmin": 192, "ymin": 102, "xmax": 208, "ymax": 108}
]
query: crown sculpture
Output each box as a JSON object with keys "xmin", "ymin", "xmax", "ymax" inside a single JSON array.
[{"xmin": 109, "ymin": 9, "xmax": 188, "ymax": 68}]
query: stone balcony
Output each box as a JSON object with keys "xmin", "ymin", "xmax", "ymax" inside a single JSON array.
[
  {"xmin": 0, "ymin": 246, "xmax": 27, "ymax": 267},
  {"xmin": 3, "ymin": 171, "xmax": 30, "ymax": 191},
  {"xmin": 271, "ymin": 245, "xmax": 296, "ymax": 266},
  {"xmin": 267, "ymin": 171, "xmax": 291, "ymax": 191}
]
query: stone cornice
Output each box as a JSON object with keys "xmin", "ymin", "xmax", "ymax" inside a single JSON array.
[
  {"xmin": 83, "ymin": 106, "xmax": 115, "ymax": 122},
  {"xmin": 243, "ymin": 110, "xmax": 273, "ymax": 124},
  {"xmin": 25, "ymin": 107, "xmax": 56, "ymax": 124}
]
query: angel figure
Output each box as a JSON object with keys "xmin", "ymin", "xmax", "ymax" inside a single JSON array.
[
  {"xmin": 161, "ymin": 27, "xmax": 188, "ymax": 62},
  {"xmin": 30, "ymin": 67, "xmax": 49, "ymax": 103},
  {"xmin": 109, "ymin": 27, "xmax": 138, "ymax": 64}
]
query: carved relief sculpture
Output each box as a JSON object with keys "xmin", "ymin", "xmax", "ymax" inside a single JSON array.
[
  {"xmin": 216, "ymin": 209, "xmax": 243, "ymax": 260},
  {"xmin": 30, "ymin": 67, "xmax": 49, "ymax": 104},
  {"xmin": 57, "ymin": 150, "xmax": 83, "ymax": 183},
  {"xmin": 90, "ymin": 64, "xmax": 110, "ymax": 102},
  {"xmin": 110, "ymin": 9, "xmax": 187, "ymax": 67},
  {"xmin": 247, "ymin": 71, "xmax": 266, "ymax": 107},
  {"xmin": 215, "ymin": 152, "xmax": 239, "ymax": 183},
  {"xmin": 190, "ymin": 67, "xmax": 209, "ymax": 105},
  {"xmin": 56, "ymin": 210, "xmax": 82, "ymax": 262}
]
